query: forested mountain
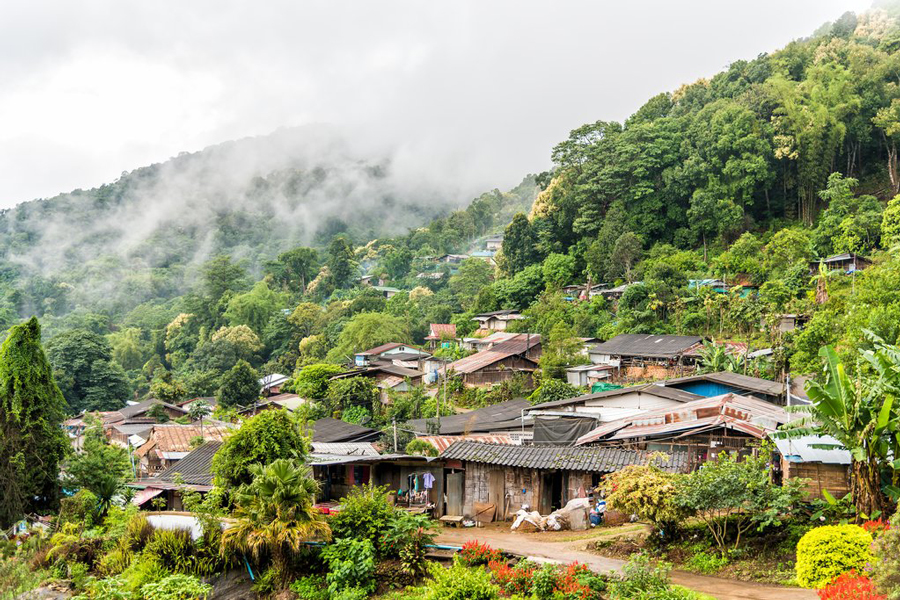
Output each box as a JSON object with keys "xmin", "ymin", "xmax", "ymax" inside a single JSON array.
[
  {"xmin": 0, "ymin": 125, "xmax": 519, "ymax": 325},
  {"xmin": 11, "ymin": 5, "xmax": 900, "ymax": 418}
]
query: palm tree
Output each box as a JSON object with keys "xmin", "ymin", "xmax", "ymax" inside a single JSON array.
[
  {"xmin": 189, "ymin": 400, "xmax": 212, "ymax": 436},
  {"xmin": 777, "ymin": 345, "xmax": 896, "ymax": 518},
  {"xmin": 221, "ymin": 459, "xmax": 330, "ymax": 577}
]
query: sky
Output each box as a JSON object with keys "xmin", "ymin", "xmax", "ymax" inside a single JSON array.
[{"xmin": 0, "ymin": 0, "xmax": 873, "ymax": 209}]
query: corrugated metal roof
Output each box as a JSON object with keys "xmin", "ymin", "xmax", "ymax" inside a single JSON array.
[
  {"xmin": 152, "ymin": 441, "xmax": 222, "ymax": 486},
  {"xmin": 417, "ymin": 434, "xmax": 514, "ymax": 453},
  {"xmin": 660, "ymin": 372, "xmax": 784, "ymax": 396},
  {"xmin": 118, "ymin": 398, "xmax": 187, "ymax": 420},
  {"xmin": 311, "ymin": 418, "xmax": 381, "ymax": 443},
  {"xmin": 530, "ymin": 383, "xmax": 701, "ymax": 411},
  {"xmin": 590, "ymin": 334, "xmax": 703, "ymax": 359},
  {"xmin": 405, "ymin": 399, "xmax": 531, "ymax": 435},
  {"xmin": 135, "ymin": 423, "xmax": 230, "ymax": 457},
  {"xmin": 426, "ymin": 324, "xmax": 457, "ymax": 340},
  {"xmin": 440, "ymin": 441, "xmax": 686, "ymax": 473},
  {"xmin": 773, "ymin": 435, "xmax": 851, "ymax": 465},
  {"xmin": 310, "ymin": 442, "xmax": 379, "ymax": 456},
  {"xmin": 443, "ymin": 334, "xmax": 541, "ymax": 375},
  {"xmin": 358, "ymin": 342, "xmax": 406, "ymax": 356},
  {"xmin": 576, "ymin": 393, "xmax": 789, "ymax": 446}
]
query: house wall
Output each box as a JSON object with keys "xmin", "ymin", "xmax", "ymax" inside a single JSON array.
[
  {"xmin": 616, "ymin": 364, "xmax": 694, "ymax": 382},
  {"xmin": 462, "ymin": 355, "xmax": 536, "ymax": 387},
  {"xmin": 782, "ymin": 460, "xmax": 850, "ymax": 500},
  {"xmin": 460, "ymin": 462, "xmax": 597, "ymax": 520}
]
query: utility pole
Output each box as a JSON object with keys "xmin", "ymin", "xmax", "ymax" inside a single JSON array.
[{"xmin": 392, "ymin": 418, "xmax": 398, "ymax": 453}]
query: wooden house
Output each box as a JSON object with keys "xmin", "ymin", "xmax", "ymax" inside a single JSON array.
[
  {"xmin": 441, "ymin": 334, "xmax": 541, "ymax": 387},
  {"xmin": 809, "ymin": 253, "xmax": 872, "ymax": 275},
  {"xmin": 472, "ymin": 310, "xmax": 524, "ymax": 332},
  {"xmin": 588, "ymin": 334, "xmax": 703, "ymax": 380}
]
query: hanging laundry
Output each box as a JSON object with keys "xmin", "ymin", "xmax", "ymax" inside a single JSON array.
[{"xmin": 422, "ymin": 471, "xmax": 435, "ymax": 489}]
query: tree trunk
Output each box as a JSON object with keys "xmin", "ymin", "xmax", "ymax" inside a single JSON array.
[{"xmin": 851, "ymin": 458, "xmax": 885, "ymax": 519}]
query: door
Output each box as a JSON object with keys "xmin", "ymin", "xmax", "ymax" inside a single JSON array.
[
  {"xmin": 489, "ymin": 470, "xmax": 505, "ymax": 521},
  {"xmin": 446, "ymin": 472, "xmax": 464, "ymax": 516}
]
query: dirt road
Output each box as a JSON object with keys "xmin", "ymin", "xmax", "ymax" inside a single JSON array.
[{"xmin": 435, "ymin": 527, "xmax": 817, "ymax": 600}]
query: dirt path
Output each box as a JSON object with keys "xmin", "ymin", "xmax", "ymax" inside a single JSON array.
[{"xmin": 435, "ymin": 527, "xmax": 816, "ymax": 600}]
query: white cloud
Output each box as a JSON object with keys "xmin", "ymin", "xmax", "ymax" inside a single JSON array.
[{"xmin": 0, "ymin": 0, "xmax": 871, "ymax": 207}]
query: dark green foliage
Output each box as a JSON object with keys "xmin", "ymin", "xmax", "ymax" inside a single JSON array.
[
  {"xmin": 326, "ymin": 377, "xmax": 378, "ymax": 416},
  {"xmin": 216, "ymin": 359, "xmax": 259, "ymax": 409},
  {"xmin": 328, "ymin": 485, "xmax": 396, "ymax": 555},
  {"xmin": 63, "ymin": 416, "xmax": 131, "ymax": 513},
  {"xmin": 293, "ymin": 363, "xmax": 344, "ymax": 399},
  {"xmin": 46, "ymin": 328, "xmax": 131, "ymax": 413},
  {"xmin": 320, "ymin": 538, "xmax": 376, "ymax": 595},
  {"xmin": 0, "ymin": 317, "xmax": 69, "ymax": 528},
  {"xmin": 211, "ymin": 410, "xmax": 309, "ymax": 488}
]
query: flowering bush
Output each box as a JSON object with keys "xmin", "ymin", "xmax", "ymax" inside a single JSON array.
[
  {"xmin": 817, "ymin": 572, "xmax": 885, "ymax": 600},
  {"xmin": 489, "ymin": 559, "xmax": 535, "ymax": 596},
  {"xmin": 531, "ymin": 561, "xmax": 602, "ymax": 600},
  {"xmin": 459, "ymin": 541, "xmax": 502, "ymax": 567},
  {"xmin": 861, "ymin": 520, "xmax": 891, "ymax": 536}
]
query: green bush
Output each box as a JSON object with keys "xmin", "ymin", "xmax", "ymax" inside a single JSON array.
[
  {"xmin": 609, "ymin": 554, "xmax": 671, "ymax": 599},
  {"xmin": 683, "ymin": 551, "xmax": 729, "ymax": 574},
  {"xmin": 329, "ymin": 484, "xmax": 396, "ymax": 554},
  {"xmin": 423, "ymin": 558, "xmax": 500, "ymax": 600},
  {"xmin": 57, "ymin": 490, "xmax": 100, "ymax": 528},
  {"xmin": 321, "ymin": 538, "xmax": 376, "ymax": 595},
  {"xmin": 872, "ymin": 512, "xmax": 900, "ymax": 599},
  {"xmin": 75, "ymin": 575, "xmax": 133, "ymax": 600},
  {"xmin": 118, "ymin": 556, "xmax": 169, "ymax": 593},
  {"xmin": 290, "ymin": 575, "xmax": 329, "ymax": 600},
  {"xmin": 141, "ymin": 574, "xmax": 211, "ymax": 600},
  {"xmin": 332, "ymin": 588, "xmax": 370, "ymax": 600},
  {"xmin": 383, "ymin": 511, "xmax": 437, "ymax": 575},
  {"xmin": 795, "ymin": 525, "xmax": 873, "ymax": 588}
]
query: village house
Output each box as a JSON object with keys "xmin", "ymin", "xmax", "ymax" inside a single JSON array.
[
  {"xmin": 134, "ymin": 423, "xmax": 230, "ymax": 477},
  {"xmin": 406, "ymin": 398, "xmax": 532, "ymax": 442},
  {"xmin": 484, "ymin": 234, "xmax": 504, "ymax": 252},
  {"xmin": 575, "ymin": 393, "xmax": 789, "ymax": 471},
  {"xmin": 564, "ymin": 364, "xmax": 614, "ymax": 387},
  {"xmin": 658, "ymin": 371, "xmax": 787, "ymax": 405},
  {"xmin": 525, "ymin": 384, "xmax": 702, "ymax": 445},
  {"xmin": 435, "ymin": 254, "xmax": 470, "ymax": 265},
  {"xmin": 373, "ymin": 285, "xmax": 401, "ymax": 299},
  {"xmin": 763, "ymin": 313, "xmax": 810, "ymax": 332},
  {"xmin": 472, "ymin": 309, "xmax": 524, "ymax": 332},
  {"xmin": 353, "ymin": 342, "xmax": 430, "ymax": 367},
  {"xmin": 809, "ymin": 252, "xmax": 873, "ymax": 275},
  {"xmin": 424, "ymin": 323, "xmax": 457, "ymax": 350},
  {"xmin": 130, "ymin": 440, "xmax": 222, "ymax": 511},
  {"xmin": 441, "ymin": 333, "xmax": 541, "ymax": 387},
  {"xmin": 439, "ymin": 441, "xmax": 686, "ymax": 520},
  {"xmin": 331, "ymin": 363, "xmax": 425, "ymax": 402},
  {"xmin": 259, "ymin": 373, "xmax": 290, "ymax": 396},
  {"xmin": 773, "ymin": 435, "xmax": 851, "ymax": 499},
  {"xmin": 588, "ymin": 334, "xmax": 703, "ymax": 380}
]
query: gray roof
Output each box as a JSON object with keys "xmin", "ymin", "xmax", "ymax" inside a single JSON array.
[
  {"xmin": 405, "ymin": 399, "xmax": 531, "ymax": 435},
  {"xmin": 152, "ymin": 441, "xmax": 222, "ymax": 486},
  {"xmin": 590, "ymin": 334, "xmax": 702, "ymax": 359},
  {"xmin": 529, "ymin": 384, "xmax": 701, "ymax": 411},
  {"xmin": 773, "ymin": 435, "xmax": 851, "ymax": 465},
  {"xmin": 661, "ymin": 371, "xmax": 784, "ymax": 397},
  {"xmin": 118, "ymin": 398, "xmax": 187, "ymax": 420},
  {"xmin": 440, "ymin": 441, "xmax": 686, "ymax": 473},
  {"xmin": 311, "ymin": 418, "xmax": 381, "ymax": 443}
]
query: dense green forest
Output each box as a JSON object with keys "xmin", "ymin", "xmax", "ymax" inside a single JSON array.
[{"xmin": 7, "ymin": 6, "xmax": 900, "ymax": 417}]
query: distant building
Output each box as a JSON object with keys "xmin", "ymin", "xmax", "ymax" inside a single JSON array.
[
  {"xmin": 373, "ymin": 285, "xmax": 400, "ymax": 299},
  {"xmin": 472, "ymin": 309, "xmax": 524, "ymax": 332},
  {"xmin": 259, "ymin": 373, "xmax": 289, "ymax": 396},
  {"xmin": 588, "ymin": 334, "xmax": 703, "ymax": 380},
  {"xmin": 440, "ymin": 333, "xmax": 541, "ymax": 387},
  {"xmin": 425, "ymin": 323, "xmax": 458, "ymax": 350},
  {"xmin": 809, "ymin": 253, "xmax": 872, "ymax": 275},
  {"xmin": 484, "ymin": 234, "xmax": 504, "ymax": 252},
  {"xmin": 354, "ymin": 342, "xmax": 429, "ymax": 367}
]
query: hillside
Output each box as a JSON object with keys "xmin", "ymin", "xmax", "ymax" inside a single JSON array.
[{"xmin": 0, "ymin": 125, "xmax": 512, "ymax": 322}]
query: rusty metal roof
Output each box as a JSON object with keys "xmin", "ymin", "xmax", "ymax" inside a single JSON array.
[
  {"xmin": 443, "ymin": 334, "xmax": 541, "ymax": 375},
  {"xmin": 576, "ymin": 393, "xmax": 789, "ymax": 446},
  {"xmin": 440, "ymin": 441, "xmax": 687, "ymax": 473},
  {"xmin": 417, "ymin": 434, "xmax": 514, "ymax": 453},
  {"xmin": 405, "ymin": 399, "xmax": 531, "ymax": 435}
]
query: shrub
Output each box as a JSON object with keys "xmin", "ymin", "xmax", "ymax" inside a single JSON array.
[
  {"xmin": 145, "ymin": 529, "xmax": 196, "ymax": 574},
  {"xmin": 118, "ymin": 556, "xmax": 169, "ymax": 593},
  {"xmin": 141, "ymin": 574, "xmax": 212, "ymax": 600},
  {"xmin": 383, "ymin": 511, "xmax": 437, "ymax": 575},
  {"xmin": 872, "ymin": 512, "xmax": 900, "ymax": 599},
  {"xmin": 423, "ymin": 558, "xmax": 500, "ymax": 600},
  {"xmin": 818, "ymin": 572, "xmax": 885, "ymax": 600},
  {"xmin": 57, "ymin": 490, "xmax": 100, "ymax": 528},
  {"xmin": 74, "ymin": 576, "xmax": 133, "ymax": 600},
  {"xmin": 684, "ymin": 551, "xmax": 729, "ymax": 575},
  {"xmin": 405, "ymin": 439, "xmax": 439, "ymax": 457},
  {"xmin": 608, "ymin": 554, "xmax": 671, "ymax": 599},
  {"xmin": 458, "ymin": 540, "xmax": 502, "ymax": 566},
  {"xmin": 329, "ymin": 485, "xmax": 396, "ymax": 554},
  {"xmin": 489, "ymin": 559, "xmax": 536, "ymax": 596},
  {"xmin": 332, "ymin": 588, "xmax": 370, "ymax": 600},
  {"xmin": 290, "ymin": 575, "xmax": 329, "ymax": 600},
  {"xmin": 321, "ymin": 538, "xmax": 376, "ymax": 595},
  {"xmin": 599, "ymin": 463, "xmax": 684, "ymax": 534},
  {"xmin": 796, "ymin": 525, "xmax": 874, "ymax": 589}
]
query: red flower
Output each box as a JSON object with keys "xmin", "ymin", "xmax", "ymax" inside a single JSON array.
[{"xmin": 818, "ymin": 571, "xmax": 885, "ymax": 600}]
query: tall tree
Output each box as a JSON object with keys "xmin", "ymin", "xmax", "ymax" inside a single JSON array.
[
  {"xmin": 202, "ymin": 255, "xmax": 249, "ymax": 301},
  {"xmin": 0, "ymin": 317, "xmax": 69, "ymax": 527},
  {"xmin": 217, "ymin": 359, "xmax": 260, "ymax": 409},
  {"xmin": 501, "ymin": 213, "xmax": 538, "ymax": 274},
  {"xmin": 46, "ymin": 328, "xmax": 131, "ymax": 413},
  {"xmin": 327, "ymin": 236, "xmax": 357, "ymax": 289}
]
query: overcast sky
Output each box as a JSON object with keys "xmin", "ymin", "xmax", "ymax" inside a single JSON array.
[{"xmin": 0, "ymin": 0, "xmax": 872, "ymax": 209}]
